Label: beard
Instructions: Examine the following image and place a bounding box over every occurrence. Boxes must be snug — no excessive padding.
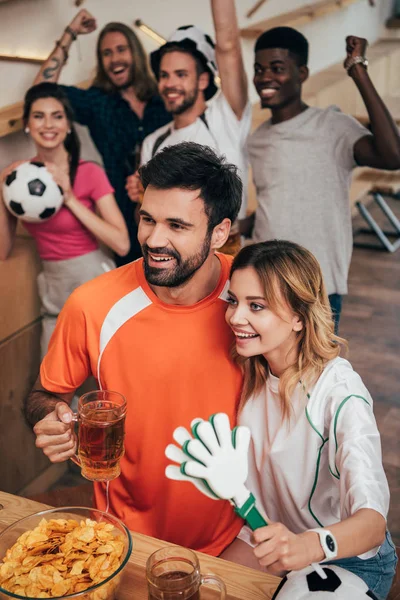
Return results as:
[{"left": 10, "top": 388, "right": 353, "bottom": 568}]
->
[
  {"left": 163, "top": 85, "right": 199, "bottom": 116},
  {"left": 142, "top": 232, "right": 212, "bottom": 288}
]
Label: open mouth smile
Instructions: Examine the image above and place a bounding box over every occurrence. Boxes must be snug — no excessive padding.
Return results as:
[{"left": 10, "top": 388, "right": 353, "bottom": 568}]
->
[
  {"left": 232, "top": 328, "right": 259, "bottom": 339},
  {"left": 40, "top": 132, "right": 58, "bottom": 140},
  {"left": 110, "top": 65, "right": 128, "bottom": 76},
  {"left": 259, "top": 87, "right": 279, "bottom": 99},
  {"left": 150, "top": 255, "right": 174, "bottom": 262}
]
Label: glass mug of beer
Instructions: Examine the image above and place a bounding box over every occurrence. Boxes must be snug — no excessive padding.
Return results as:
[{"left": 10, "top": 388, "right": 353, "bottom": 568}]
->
[
  {"left": 147, "top": 546, "right": 226, "bottom": 600},
  {"left": 70, "top": 390, "right": 127, "bottom": 482}
]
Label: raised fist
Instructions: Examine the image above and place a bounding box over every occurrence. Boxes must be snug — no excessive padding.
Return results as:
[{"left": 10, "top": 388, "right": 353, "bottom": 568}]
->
[
  {"left": 68, "top": 9, "right": 97, "bottom": 36},
  {"left": 344, "top": 35, "right": 368, "bottom": 71}
]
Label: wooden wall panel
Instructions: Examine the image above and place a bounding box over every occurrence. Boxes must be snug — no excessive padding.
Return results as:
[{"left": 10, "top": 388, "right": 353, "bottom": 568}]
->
[
  {"left": 355, "top": 55, "right": 388, "bottom": 116},
  {"left": 0, "top": 237, "right": 41, "bottom": 342},
  {"left": 315, "top": 77, "right": 358, "bottom": 115},
  {"left": 386, "top": 47, "right": 400, "bottom": 95},
  {"left": 0, "top": 320, "right": 50, "bottom": 493}
]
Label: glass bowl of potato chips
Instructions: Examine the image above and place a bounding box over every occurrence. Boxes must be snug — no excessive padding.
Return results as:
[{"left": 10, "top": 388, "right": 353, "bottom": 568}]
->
[{"left": 0, "top": 507, "right": 132, "bottom": 600}]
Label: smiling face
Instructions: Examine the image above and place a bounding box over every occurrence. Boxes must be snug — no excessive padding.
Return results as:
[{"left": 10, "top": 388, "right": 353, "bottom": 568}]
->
[
  {"left": 253, "top": 47, "right": 307, "bottom": 110},
  {"left": 225, "top": 267, "right": 302, "bottom": 369},
  {"left": 100, "top": 31, "right": 134, "bottom": 89},
  {"left": 138, "top": 185, "right": 217, "bottom": 288},
  {"left": 27, "top": 97, "right": 69, "bottom": 151},
  {"left": 158, "top": 51, "right": 208, "bottom": 115}
]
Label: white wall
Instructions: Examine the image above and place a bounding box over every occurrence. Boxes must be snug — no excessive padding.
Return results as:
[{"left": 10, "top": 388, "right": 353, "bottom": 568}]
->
[{"left": 0, "top": 0, "right": 394, "bottom": 169}]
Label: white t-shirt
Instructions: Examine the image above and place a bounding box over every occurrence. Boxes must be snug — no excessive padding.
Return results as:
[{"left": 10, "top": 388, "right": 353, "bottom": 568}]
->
[
  {"left": 141, "top": 93, "right": 252, "bottom": 219},
  {"left": 238, "top": 357, "right": 389, "bottom": 559},
  {"left": 248, "top": 106, "right": 370, "bottom": 295}
]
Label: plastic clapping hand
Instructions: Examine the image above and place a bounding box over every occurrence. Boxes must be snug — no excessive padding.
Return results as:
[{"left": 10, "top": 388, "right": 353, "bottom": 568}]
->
[
  {"left": 165, "top": 420, "right": 218, "bottom": 500},
  {"left": 165, "top": 413, "right": 268, "bottom": 530}
]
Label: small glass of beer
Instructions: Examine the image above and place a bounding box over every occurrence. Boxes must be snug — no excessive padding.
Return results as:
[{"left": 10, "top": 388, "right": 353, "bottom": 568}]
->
[
  {"left": 146, "top": 546, "right": 226, "bottom": 600},
  {"left": 71, "top": 390, "right": 127, "bottom": 482}
]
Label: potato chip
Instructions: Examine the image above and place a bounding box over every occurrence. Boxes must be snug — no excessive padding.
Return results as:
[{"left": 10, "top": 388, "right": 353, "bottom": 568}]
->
[
  {"left": 0, "top": 517, "right": 125, "bottom": 599},
  {"left": 26, "top": 532, "right": 49, "bottom": 547}
]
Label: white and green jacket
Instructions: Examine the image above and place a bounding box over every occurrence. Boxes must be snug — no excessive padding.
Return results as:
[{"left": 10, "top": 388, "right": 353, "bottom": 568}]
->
[{"left": 238, "top": 357, "right": 389, "bottom": 559}]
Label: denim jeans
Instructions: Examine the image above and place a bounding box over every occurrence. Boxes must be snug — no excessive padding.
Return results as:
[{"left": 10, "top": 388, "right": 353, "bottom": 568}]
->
[
  {"left": 328, "top": 293, "right": 342, "bottom": 334},
  {"left": 325, "top": 531, "right": 398, "bottom": 600}
]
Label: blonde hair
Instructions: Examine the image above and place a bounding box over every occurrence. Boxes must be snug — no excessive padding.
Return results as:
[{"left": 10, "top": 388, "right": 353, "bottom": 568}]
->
[
  {"left": 231, "top": 240, "right": 347, "bottom": 419},
  {"left": 93, "top": 23, "right": 157, "bottom": 101}
]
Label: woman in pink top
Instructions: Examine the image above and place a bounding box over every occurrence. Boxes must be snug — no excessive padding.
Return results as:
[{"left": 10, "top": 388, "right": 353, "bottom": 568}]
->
[{"left": 0, "top": 83, "right": 130, "bottom": 357}]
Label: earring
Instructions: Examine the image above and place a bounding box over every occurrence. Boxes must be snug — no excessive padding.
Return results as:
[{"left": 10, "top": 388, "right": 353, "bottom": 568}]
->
[
  {"left": 24, "top": 127, "right": 30, "bottom": 134},
  {"left": 67, "top": 129, "right": 71, "bottom": 134}
]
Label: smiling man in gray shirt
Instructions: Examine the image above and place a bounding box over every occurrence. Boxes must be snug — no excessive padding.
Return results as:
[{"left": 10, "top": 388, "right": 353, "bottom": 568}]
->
[{"left": 247, "top": 27, "right": 400, "bottom": 330}]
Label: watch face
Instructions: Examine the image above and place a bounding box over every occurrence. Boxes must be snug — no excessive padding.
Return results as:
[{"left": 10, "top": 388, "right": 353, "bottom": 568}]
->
[{"left": 326, "top": 535, "right": 336, "bottom": 552}]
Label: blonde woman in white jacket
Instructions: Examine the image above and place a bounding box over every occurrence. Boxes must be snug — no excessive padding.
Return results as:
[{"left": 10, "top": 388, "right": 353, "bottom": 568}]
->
[{"left": 221, "top": 240, "right": 397, "bottom": 600}]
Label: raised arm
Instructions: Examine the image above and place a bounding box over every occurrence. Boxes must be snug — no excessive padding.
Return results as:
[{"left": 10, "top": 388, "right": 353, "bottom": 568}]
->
[
  {"left": 34, "top": 9, "right": 96, "bottom": 85},
  {"left": 0, "top": 162, "right": 25, "bottom": 260},
  {"left": 346, "top": 36, "right": 400, "bottom": 170},
  {"left": 211, "top": 0, "right": 248, "bottom": 119}
]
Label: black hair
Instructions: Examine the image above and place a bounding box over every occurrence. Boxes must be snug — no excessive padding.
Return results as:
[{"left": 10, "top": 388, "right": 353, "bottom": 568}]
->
[
  {"left": 139, "top": 142, "right": 242, "bottom": 230},
  {"left": 255, "top": 26, "right": 309, "bottom": 66},
  {"left": 23, "top": 82, "right": 81, "bottom": 185}
]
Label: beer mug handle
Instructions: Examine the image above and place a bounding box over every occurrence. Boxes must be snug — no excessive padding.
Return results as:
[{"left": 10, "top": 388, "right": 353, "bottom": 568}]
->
[
  {"left": 200, "top": 574, "right": 226, "bottom": 599},
  {"left": 69, "top": 412, "right": 81, "bottom": 467}
]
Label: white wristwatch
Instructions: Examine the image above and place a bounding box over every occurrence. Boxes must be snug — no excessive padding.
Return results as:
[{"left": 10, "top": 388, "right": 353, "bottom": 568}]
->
[{"left": 309, "top": 528, "right": 338, "bottom": 562}]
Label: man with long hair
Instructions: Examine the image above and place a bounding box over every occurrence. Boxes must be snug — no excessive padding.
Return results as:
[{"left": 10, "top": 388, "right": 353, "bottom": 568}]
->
[
  {"left": 25, "top": 142, "right": 244, "bottom": 556},
  {"left": 34, "top": 9, "right": 171, "bottom": 265},
  {"left": 126, "top": 0, "right": 250, "bottom": 227}
]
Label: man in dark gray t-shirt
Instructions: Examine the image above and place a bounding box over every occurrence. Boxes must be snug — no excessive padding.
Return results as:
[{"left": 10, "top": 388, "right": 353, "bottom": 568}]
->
[{"left": 246, "top": 27, "right": 400, "bottom": 329}]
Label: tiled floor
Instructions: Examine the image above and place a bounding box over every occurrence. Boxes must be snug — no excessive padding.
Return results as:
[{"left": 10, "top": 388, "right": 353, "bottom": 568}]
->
[{"left": 28, "top": 201, "right": 400, "bottom": 546}]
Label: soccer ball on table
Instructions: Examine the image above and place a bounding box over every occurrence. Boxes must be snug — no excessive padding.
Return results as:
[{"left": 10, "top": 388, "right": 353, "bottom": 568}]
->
[
  {"left": 2, "top": 161, "right": 63, "bottom": 222},
  {"left": 272, "top": 564, "right": 378, "bottom": 599}
]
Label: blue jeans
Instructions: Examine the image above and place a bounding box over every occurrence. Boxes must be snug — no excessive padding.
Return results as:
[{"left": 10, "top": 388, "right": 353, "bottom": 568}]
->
[
  {"left": 325, "top": 531, "right": 398, "bottom": 600},
  {"left": 328, "top": 293, "right": 342, "bottom": 334}
]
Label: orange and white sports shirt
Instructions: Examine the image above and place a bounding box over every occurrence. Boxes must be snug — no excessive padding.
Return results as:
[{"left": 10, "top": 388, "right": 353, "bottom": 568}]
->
[{"left": 40, "top": 253, "right": 243, "bottom": 555}]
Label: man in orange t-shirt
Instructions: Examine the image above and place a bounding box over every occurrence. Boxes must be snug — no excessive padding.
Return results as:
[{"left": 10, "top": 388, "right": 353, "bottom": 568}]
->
[{"left": 25, "top": 142, "right": 244, "bottom": 556}]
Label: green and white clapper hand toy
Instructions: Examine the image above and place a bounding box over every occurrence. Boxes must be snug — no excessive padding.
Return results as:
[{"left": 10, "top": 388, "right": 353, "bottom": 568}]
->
[{"left": 165, "top": 412, "right": 268, "bottom": 530}]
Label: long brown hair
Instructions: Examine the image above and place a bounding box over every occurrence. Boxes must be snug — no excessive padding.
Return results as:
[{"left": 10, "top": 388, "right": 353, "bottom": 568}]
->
[
  {"left": 23, "top": 83, "right": 81, "bottom": 185},
  {"left": 231, "top": 240, "right": 347, "bottom": 419},
  {"left": 93, "top": 22, "right": 157, "bottom": 101}
]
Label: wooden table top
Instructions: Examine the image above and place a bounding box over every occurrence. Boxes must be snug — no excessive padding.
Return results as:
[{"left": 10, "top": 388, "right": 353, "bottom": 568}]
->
[{"left": 0, "top": 492, "right": 280, "bottom": 600}]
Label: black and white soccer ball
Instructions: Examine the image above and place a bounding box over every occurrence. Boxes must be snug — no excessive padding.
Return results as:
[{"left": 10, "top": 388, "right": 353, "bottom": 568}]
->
[
  {"left": 2, "top": 161, "right": 63, "bottom": 222},
  {"left": 272, "top": 564, "right": 378, "bottom": 599}
]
